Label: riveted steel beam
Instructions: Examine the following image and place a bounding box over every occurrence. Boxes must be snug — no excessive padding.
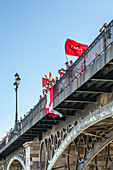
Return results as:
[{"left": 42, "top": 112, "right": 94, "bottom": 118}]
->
[
  {"left": 64, "top": 99, "right": 96, "bottom": 103},
  {"left": 56, "top": 107, "right": 84, "bottom": 111},
  {"left": 76, "top": 89, "right": 111, "bottom": 93},
  {"left": 82, "top": 132, "right": 106, "bottom": 139},
  {"left": 91, "top": 78, "right": 113, "bottom": 82}
]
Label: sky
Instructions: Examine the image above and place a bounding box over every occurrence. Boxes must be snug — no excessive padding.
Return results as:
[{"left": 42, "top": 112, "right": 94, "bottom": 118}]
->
[{"left": 0, "top": 0, "right": 113, "bottom": 139}]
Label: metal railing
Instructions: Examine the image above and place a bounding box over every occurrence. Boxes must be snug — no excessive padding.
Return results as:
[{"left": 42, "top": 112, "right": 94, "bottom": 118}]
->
[
  {"left": 21, "top": 97, "right": 46, "bottom": 128},
  {"left": 54, "top": 20, "right": 113, "bottom": 97},
  {"left": 0, "top": 20, "right": 113, "bottom": 150}
]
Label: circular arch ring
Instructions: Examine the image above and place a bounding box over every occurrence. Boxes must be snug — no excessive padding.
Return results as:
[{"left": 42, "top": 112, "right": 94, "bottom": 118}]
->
[
  {"left": 78, "top": 131, "right": 113, "bottom": 169},
  {"left": 47, "top": 102, "right": 113, "bottom": 170},
  {"left": 6, "top": 155, "right": 26, "bottom": 170}
]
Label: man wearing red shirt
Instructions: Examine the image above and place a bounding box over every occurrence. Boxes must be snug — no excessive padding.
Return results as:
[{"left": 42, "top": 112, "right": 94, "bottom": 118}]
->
[{"left": 58, "top": 69, "right": 64, "bottom": 77}]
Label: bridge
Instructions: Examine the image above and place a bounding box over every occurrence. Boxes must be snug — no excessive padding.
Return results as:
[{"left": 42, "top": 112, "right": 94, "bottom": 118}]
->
[{"left": 1, "top": 20, "right": 113, "bottom": 169}]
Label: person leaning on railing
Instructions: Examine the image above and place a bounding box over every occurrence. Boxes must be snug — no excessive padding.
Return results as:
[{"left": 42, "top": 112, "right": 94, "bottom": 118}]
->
[
  {"left": 69, "top": 60, "right": 74, "bottom": 67},
  {"left": 55, "top": 77, "right": 58, "bottom": 83},
  {"left": 58, "top": 69, "right": 64, "bottom": 78},
  {"left": 61, "top": 61, "right": 70, "bottom": 72},
  {"left": 39, "top": 95, "right": 42, "bottom": 101},
  {"left": 99, "top": 22, "right": 111, "bottom": 49},
  {"left": 99, "top": 23, "right": 108, "bottom": 33}
]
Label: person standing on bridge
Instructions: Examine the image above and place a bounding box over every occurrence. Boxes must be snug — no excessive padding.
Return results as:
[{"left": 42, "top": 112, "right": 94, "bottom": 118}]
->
[
  {"left": 58, "top": 69, "right": 64, "bottom": 77},
  {"left": 39, "top": 95, "right": 42, "bottom": 101},
  {"left": 55, "top": 77, "right": 58, "bottom": 83},
  {"left": 99, "top": 23, "right": 108, "bottom": 33},
  {"left": 61, "top": 61, "right": 70, "bottom": 72},
  {"left": 70, "top": 60, "right": 74, "bottom": 67},
  {"left": 99, "top": 22, "right": 111, "bottom": 50}
]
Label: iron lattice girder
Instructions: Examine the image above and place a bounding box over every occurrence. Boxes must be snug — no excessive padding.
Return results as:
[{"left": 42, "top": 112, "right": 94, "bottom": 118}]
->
[
  {"left": 82, "top": 132, "right": 106, "bottom": 139},
  {"left": 44, "top": 100, "right": 113, "bottom": 170}
]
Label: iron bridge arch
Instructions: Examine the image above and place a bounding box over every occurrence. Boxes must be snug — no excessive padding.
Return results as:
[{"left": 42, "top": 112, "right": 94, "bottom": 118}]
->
[{"left": 39, "top": 101, "right": 113, "bottom": 169}]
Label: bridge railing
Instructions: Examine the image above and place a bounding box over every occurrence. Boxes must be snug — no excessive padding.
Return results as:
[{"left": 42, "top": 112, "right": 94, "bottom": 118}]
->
[
  {"left": 54, "top": 20, "right": 113, "bottom": 97},
  {"left": 0, "top": 21, "right": 113, "bottom": 150},
  {"left": 21, "top": 97, "right": 46, "bottom": 128},
  {"left": 0, "top": 139, "right": 6, "bottom": 149}
]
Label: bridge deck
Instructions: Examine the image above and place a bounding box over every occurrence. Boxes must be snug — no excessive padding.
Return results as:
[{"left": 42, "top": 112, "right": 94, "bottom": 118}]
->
[{"left": 0, "top": 20, "right": 113, "bottom": 159}]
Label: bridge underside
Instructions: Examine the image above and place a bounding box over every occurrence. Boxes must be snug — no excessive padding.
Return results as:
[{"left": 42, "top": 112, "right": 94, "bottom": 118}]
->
[
  {"left": 55, "top": 59, "right": 113, "bottom": 117},
  {"left": 40, "top": 100, "right": 113, "bottom": 170},
  {"left": 53, "top": 118, "right": 113, "bottom": 170},
  {"left": 1, "top": 49, "right": 113, "bottom": 161}
]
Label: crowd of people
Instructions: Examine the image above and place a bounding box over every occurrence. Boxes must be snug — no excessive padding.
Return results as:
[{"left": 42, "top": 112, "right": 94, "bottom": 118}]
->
[
  {"left": 0, "top": 128, "right": 14, "bottom": 145},
  {"left": 40, "top": 60, "right": 74, "bottom": 99},
  {"left": 1, "top": 22, "right": 110, "bottom": 146},
  {"left": 1, "top": 60, "right": 73, "bottom": 145}
]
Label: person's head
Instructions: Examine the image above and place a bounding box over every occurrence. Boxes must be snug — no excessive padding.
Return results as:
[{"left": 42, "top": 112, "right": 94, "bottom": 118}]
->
[
  {"left": 103, "top": 23, "right": 108, "bottom": 27},
  {"left": 52, "top": 79, "right": 55, "bottom": 83},
  {"left": 70, "top": 60, "right": 73, "bottom": 65},
  {"left": 56, "top": 77, "right": 58, "bottom": 81},
  {"left": 49, "top": 81, "right": 52, "bottom": 85},
  {"left": 65, "top": 62, "right": 69, "bottom": 66},
  {"left": 40, "top": 95, "right": 42, "bottom": 99},
  {"left": 58, "top": 69, "right": 61, "bottom": 74}
]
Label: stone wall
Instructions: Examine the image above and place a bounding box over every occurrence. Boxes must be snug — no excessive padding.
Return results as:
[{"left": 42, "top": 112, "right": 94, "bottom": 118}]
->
[{"left": 24, "top": 141, "right": 40, "bottom": 170}]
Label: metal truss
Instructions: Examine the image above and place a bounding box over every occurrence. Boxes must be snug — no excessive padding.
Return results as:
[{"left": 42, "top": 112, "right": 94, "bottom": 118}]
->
[
  {"left": 39, "top": 101, "right": 113, "bottom": 170},
  {"left": 5, "top": 148, "right": 26, "bottom": 170}
]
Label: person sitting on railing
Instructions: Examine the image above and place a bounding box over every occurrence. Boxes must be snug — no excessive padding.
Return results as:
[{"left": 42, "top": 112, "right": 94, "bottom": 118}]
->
[
  {"left": 58, "top": 69, "right": 64, "bottom": 78},
  {"left": 61, "top": 61, "right": 70, "bottom": 72}
]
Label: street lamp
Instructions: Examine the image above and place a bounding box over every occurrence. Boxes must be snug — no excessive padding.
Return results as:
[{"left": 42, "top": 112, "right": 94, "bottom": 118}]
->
[{"left": 13, "top": 73, "right": 21, "bottom": 131}]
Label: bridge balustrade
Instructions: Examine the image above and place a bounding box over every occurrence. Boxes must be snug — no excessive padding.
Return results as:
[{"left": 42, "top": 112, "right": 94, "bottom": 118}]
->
[
  {"left": 0, "top": 140, "right": 6, "bottom": 150},
  {"left": 54, "top": 20, "right": 113, "bottom": 97},
  {"left": 0, "top": 20, "right": 113, "bottom": 150},
  {"left": 21, "top": 97, "right": 46, "bottom": 128}
]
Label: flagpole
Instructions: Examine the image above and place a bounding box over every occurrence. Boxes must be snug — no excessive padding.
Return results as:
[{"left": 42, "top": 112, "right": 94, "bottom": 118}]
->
[{"left": 66, "top": 54, "right": 68, "bottom": 62}]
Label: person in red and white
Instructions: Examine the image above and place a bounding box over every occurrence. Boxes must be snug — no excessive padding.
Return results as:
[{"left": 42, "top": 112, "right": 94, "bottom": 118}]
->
[{"left": 58, "top": 69, "right": 64, "bottom": 78}]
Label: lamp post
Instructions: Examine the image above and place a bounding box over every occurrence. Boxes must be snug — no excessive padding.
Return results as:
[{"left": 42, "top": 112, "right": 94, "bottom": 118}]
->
[{"left": 13, "top": 73, "right": 21, "bottom": 131}]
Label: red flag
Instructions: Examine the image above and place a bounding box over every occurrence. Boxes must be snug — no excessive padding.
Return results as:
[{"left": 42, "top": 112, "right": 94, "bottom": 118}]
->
[
  {"left": 45, "top": 87, "right": 62, "bottom": 118},
  {"left": 45, "top": 75, "right": 48, "bottom": 78},
  {"left": 65, "top": 38, "right": 88, "bottom": 57},
  {"left": 42, "top": 78, "right": 47, "bottom": 88}
]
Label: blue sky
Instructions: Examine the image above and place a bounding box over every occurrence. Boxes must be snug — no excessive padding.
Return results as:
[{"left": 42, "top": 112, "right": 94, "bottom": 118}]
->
[{"left": 0, "top": 0, "right": 112, "bottom": 139}]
